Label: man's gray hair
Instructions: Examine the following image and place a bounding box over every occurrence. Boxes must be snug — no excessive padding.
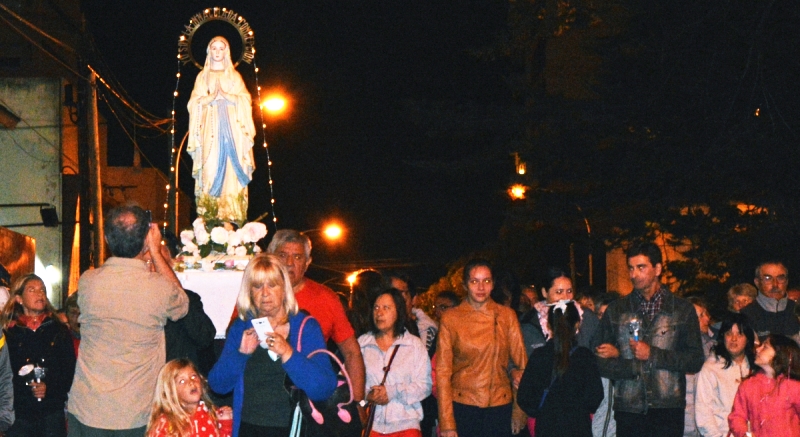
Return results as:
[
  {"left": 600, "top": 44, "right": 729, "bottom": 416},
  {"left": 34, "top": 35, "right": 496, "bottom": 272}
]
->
[
  {"left": 267, "top": 229, "right": 312, "bottom": 258},
  {"left": 754, "top": 260, "right": 789, "bottom": 278}
]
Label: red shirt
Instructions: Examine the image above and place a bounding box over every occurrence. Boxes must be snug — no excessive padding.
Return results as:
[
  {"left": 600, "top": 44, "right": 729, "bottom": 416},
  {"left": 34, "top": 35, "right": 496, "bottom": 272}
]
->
[
  {"left": 295, "top": 278, "right": 355, "bottom": 344},
  {"left": 149, "top": 402, "right": 232, "bottom": 437}
]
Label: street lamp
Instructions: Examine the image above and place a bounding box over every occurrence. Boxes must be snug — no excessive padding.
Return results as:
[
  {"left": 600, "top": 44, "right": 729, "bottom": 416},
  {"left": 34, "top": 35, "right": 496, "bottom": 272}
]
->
[
  {"left": 262, "top": 95, "right": 286, "bottom": 114},
  {"left": 508, "top": 184, "right": 528, "bottom": 200},
  {"left": 260, "top": 91, "right": 289, "bottom": 118},
  {"left": 301, "top": 223, "right": 344, "bottom": 242},
  {"left": 346, "top": 271, "right": 359, "bottom": 287}
]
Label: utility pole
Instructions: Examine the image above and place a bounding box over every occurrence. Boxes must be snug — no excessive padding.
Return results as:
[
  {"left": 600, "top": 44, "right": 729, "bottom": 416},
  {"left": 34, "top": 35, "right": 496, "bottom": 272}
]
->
[
  {"left": 88, "top": 70, "right": 104, "bottom": 265},
  {"left": 77, "top": 17, "right": 92, "bottom": 272}
]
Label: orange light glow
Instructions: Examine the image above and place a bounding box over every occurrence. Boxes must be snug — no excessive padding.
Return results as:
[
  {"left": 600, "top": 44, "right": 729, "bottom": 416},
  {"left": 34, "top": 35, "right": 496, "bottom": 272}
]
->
[
  {"left": 509, "top": 184, "right": 527, "bottom": 200},
  {"left": 261, "top": 94, "right": 287, "bottom": 115}
]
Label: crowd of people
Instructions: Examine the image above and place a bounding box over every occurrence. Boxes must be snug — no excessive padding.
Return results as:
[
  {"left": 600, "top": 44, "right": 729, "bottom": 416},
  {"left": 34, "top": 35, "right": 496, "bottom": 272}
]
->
[{"left": 1, "top": 206, "right": 800, "bottom": 437}]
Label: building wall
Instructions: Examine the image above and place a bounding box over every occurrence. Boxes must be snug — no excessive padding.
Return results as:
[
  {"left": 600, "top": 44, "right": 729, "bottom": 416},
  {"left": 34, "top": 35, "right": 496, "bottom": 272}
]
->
[
  {"left": 0, "top": 0, "right": 81, "bottom": 80},
  {"left": 0, "top": 77, "right": 63, "bottom": 305}
]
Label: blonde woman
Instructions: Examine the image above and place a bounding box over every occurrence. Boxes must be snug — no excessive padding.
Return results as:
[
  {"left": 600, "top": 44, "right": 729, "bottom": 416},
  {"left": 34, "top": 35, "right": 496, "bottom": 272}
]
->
[{"left": 208, "top": 254, "right": 336, "bottom": 437}]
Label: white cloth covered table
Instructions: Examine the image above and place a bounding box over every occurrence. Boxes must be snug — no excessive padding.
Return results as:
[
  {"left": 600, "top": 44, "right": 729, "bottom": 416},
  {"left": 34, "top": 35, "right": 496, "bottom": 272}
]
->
[{"left": 177, "top": 269, "right": 243, "bottom": 338}]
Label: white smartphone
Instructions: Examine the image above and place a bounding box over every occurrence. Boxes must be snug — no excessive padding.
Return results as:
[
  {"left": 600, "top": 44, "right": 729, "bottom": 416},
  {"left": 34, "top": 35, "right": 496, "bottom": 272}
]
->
[{"left": 251, "top": 317, "right": 279, "bottom": 361}]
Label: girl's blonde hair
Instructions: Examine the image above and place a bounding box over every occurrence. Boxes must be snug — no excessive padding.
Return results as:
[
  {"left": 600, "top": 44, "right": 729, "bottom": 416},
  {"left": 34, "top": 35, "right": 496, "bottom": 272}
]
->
[
  {"left": 236, "top": 253, "right": 298, "bottom": 320},
  {"left": 146, "top": 359, "right": 219, "bottom": 437}
]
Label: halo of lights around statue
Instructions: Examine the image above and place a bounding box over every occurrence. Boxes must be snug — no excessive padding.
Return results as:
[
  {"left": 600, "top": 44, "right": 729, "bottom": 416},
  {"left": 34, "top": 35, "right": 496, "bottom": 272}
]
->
[
  {"left": 178, "top": 7, "right": 255, "bottom": 69},
  {"left": 165, "top": 6, "right": 278, "bottom": 240}
]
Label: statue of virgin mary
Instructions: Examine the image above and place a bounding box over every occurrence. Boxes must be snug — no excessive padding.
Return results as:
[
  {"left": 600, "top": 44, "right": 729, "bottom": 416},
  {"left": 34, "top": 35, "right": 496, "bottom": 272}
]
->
[{"left": 187, "top": 36, "right": 255, "bottom": 223}]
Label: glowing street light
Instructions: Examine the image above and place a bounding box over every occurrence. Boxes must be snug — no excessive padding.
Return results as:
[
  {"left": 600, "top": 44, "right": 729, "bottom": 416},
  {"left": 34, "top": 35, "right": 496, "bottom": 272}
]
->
[
  {"left": 261, "top": 93, "right": 288, "bottom": 116},
  {"left": 347, "top": 271, "right": 359, "bottom": 287},
  {"left": 508, "top": 184, "right": 528, "bottom": 200},
  {"left": 301, "top": 223, "right": 344, "bottom": 242},
  {"left": 323, "top": 224, "right": 343, "bottom": 239}
]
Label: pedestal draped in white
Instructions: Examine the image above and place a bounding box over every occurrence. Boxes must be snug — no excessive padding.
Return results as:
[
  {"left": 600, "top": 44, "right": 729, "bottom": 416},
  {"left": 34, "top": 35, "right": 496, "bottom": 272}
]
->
[{"left": 177, "top": 269, "right": 243, "bottom": 338}]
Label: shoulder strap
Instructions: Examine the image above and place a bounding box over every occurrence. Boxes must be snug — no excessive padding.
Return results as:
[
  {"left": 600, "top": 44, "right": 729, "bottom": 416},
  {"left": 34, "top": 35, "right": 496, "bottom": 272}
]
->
[
  {"left": 379, "top": 345, "right": 401, "bottom": 386},
  {"left": 294, "top": 313, "right": 355, "bottom": 404},
  {"left": 294, "top": 315, "right": 313, "bottom": 353},
  {"left": 307, "top": 348, "right": 354, "bottom": 403}
]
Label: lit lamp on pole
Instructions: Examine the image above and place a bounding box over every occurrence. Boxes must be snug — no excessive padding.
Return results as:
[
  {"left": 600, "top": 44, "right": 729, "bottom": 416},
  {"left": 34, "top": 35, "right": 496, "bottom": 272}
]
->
[
  {"left": 260, "top": 92, "right": 289, "bottom": 118},
  {"left": 508, "top": 183, "right": 528, "bottom": 200},
  {"left": 346, "top": 271, "right": 359, "bottom": 287},
  {"left": 300, "top": 223, "right": 344, "bottom": 242}
]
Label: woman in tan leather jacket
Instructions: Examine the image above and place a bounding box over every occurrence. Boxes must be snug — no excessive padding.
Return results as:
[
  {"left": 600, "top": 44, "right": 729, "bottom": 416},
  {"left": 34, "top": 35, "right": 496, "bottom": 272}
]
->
[{"left": 436, "top": 259, "right": 528, "bottom": 437}]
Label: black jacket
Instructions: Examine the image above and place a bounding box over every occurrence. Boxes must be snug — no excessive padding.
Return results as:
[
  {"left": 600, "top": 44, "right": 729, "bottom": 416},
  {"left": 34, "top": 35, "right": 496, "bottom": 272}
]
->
[
  {"left": 165, "top": 289, "right": 216, "bottom": 373},
  {"left": 517, "top": 341, "right": 603, "bottom": 437},
  {"left": 5, "top": 316, "right": 76, "bottom": 417}
]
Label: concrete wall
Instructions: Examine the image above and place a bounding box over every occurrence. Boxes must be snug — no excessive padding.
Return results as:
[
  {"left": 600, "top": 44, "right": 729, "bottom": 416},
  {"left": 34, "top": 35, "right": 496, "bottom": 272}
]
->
[{"left": 0, "top": 77, "right": 63, "bottom": 305}]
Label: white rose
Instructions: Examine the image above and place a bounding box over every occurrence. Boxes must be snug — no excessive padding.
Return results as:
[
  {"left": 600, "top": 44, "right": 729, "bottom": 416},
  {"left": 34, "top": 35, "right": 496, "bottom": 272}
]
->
[
  {"left": 192, "top": 217, "right": 205, "bottom": 232},
  {"left": 228, "top": 230, "right": 242, "bottom": 247},
  {"left": 240, "top": 226, "right": 253, "bottom": 243},
  {"left": 180, "top": 230, "right": 195, "bottom": 246},
  {"left": 182, "top": 242, "right": 198, "bottom": 254},
  {"left": 210, "top": 227, "right": 229, "bottom": 245},
  {"left": 195, "top": 228, "right": 210, "bottom": 245},
  {"left": 234, "top": 245, "right": 248, "bottom": 257},
  {"left": 241, "top": 222, "right": 268, "bottom": 243}
]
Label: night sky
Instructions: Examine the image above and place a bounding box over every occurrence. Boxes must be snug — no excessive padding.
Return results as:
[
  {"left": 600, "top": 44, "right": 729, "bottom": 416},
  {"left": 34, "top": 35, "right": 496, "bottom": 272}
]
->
[
  {"left": 83, "top": 1, "right": 515, "bottom": 286},
  {"left": 81, "top": 1, "right": 800, "bottom": 292}
]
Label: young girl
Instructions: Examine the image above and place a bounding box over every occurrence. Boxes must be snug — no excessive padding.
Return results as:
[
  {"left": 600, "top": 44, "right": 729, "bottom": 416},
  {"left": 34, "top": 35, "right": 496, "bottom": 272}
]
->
[
  {"left": 147, "top": 359, "right": 233, "bottom": 437},
  {"left": 728, "top": 334, "right": 800, "bottom": 437}
]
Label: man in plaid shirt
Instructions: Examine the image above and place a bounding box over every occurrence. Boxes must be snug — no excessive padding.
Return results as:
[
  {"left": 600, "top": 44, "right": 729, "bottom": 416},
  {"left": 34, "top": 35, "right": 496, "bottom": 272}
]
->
[{"left": 595, "top": 242, "right": 705, "bottom": 437}]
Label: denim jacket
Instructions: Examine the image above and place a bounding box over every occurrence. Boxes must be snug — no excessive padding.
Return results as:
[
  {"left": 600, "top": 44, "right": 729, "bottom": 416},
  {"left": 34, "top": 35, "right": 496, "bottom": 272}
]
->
[{"left": 597, "top": 287, "right": 705, "bottom": 413}]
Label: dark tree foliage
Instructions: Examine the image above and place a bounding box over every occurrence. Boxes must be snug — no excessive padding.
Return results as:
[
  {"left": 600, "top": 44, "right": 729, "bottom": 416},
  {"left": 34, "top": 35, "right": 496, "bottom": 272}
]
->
[{"left": 427, "top": 0, "right": 800, "bottom": 289}]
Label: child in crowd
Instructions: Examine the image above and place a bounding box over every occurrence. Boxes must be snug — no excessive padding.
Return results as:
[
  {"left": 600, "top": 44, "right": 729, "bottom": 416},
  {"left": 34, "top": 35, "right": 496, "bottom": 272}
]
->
[
  {"left": 728, "top": 334, "right": 800, "bottom": 437},
  {"left": 146, "top": 359, "right": 232, "bottom": 437}
]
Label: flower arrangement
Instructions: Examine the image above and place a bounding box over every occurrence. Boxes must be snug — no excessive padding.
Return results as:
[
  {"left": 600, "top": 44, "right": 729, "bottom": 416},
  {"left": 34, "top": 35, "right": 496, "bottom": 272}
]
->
[{"left": 180, "top": 217, "right": 267, "bottom": 262}]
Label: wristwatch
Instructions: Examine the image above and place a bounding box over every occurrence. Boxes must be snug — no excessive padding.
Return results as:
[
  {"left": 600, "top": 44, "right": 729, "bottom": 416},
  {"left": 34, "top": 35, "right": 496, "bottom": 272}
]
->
[{"left": 358, "top": 400, "right": 368, "bottom": 407}]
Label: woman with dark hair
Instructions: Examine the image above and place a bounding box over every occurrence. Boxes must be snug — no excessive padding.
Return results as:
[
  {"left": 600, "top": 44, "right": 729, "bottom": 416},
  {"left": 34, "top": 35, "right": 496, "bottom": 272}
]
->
[
  {"left": 695, "top": 314, "right": 755, "bottom": 437},
  {"left": 517, "top": 301, "right": 603, "bottom": 437},
  {"left": 531, "top": 267, "right": 601, "bottom": 351},
  {"left": 358, "top": 288, "right": 431, "bottom": 436},
  {"left": 437, "top": 259, "right": 528, "bottom": 437},
  {"left": 728, "top": 334, "right": 800, "bottom": 437},
  {"left": 348, "top": 269, "right": 387, "bottom": 338},
  {"left": 1, "top": 274, "right": 76, "bottom": 437}
]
